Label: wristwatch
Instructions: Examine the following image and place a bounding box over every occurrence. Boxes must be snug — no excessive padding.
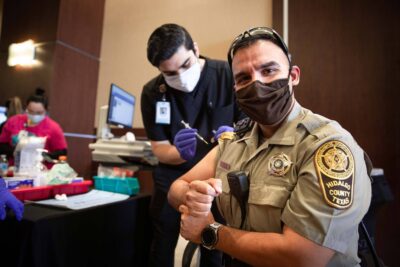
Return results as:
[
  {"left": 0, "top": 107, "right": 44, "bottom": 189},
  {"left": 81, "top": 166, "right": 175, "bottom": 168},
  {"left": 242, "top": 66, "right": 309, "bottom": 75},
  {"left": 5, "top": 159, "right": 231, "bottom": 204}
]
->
[{"left": 201, "top": 222, "right": 222, "bottom": 250}]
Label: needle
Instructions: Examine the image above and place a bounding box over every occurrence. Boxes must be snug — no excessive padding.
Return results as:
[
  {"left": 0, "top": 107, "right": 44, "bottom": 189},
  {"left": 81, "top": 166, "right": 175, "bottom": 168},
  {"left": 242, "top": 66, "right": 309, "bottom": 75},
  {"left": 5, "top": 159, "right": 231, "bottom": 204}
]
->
[{"left": 180, "top": 120, "right": 209, "bottom": 145}]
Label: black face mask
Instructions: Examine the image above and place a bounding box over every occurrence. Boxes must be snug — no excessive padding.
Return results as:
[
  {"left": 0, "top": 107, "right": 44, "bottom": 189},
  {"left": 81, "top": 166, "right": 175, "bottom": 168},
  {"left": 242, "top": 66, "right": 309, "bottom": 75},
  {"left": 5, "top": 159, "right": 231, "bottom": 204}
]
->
[{"left": 235, "top": 79, "right": 293, "bottom": 126}]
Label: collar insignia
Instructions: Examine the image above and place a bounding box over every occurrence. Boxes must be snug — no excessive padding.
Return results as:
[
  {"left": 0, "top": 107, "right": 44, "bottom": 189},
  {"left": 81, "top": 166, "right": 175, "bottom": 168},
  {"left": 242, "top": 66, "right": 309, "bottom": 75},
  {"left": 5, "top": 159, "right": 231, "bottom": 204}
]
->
[
  {"left": 268, "top": 153, "right": 292, "bottom": 177},
  {"left": 219, "top": 131, "right": 235, "bottom": 141}
]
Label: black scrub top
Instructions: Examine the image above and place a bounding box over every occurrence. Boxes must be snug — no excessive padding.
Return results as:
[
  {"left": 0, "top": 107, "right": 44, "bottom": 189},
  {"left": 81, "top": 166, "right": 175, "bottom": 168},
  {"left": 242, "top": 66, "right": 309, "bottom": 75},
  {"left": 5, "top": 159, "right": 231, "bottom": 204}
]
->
[{"left": 141, "top": 58, "right": 244, "bottom": 192}]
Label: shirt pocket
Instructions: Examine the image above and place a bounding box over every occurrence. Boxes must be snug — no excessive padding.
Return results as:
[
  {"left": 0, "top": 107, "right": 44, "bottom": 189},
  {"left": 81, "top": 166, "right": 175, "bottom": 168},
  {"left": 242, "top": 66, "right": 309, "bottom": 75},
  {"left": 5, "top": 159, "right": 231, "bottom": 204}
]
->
[
  {"left": 246, "top": 178, "right": 294, "bottom": 232},
  {"left": 248, "top": 182, "right": 293, "bottom": 208}
]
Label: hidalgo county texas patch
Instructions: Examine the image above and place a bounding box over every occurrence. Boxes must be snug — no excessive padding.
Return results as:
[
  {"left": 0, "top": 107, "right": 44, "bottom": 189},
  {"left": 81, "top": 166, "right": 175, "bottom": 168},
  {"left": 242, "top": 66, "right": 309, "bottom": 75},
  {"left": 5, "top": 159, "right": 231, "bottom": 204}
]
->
[
  {"left": 268, "top": 153, "right": 292, "bottom": 177},
  {"left": 314, "top": 140, "right": 354, "bottom": 209}
]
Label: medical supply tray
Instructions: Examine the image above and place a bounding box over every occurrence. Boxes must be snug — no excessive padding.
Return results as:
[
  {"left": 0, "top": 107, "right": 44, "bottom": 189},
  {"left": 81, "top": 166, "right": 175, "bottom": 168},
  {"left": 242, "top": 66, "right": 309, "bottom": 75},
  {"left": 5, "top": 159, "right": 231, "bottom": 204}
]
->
[
  {"left": 11, "top": 180, "right": 93, "bottom": 201},
  {"left": 93, "top": 176, "right": 139, "bottom": 195}
]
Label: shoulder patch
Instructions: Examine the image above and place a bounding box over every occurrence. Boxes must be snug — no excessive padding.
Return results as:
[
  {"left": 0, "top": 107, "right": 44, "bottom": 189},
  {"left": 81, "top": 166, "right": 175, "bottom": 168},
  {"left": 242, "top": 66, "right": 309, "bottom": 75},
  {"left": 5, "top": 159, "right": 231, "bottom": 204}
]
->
[{"left": 314, "top": 140, "right": 354, "bottom": 209}]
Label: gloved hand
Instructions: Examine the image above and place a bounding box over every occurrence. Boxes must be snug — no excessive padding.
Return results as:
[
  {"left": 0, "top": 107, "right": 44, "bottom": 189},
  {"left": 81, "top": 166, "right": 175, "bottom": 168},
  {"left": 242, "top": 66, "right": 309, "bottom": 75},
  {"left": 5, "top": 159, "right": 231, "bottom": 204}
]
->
[
  {"left": 12, "top": 130, "right": 29, "bottom": 146},
  {"left": 214, "top": 125, "right": 234, "bottom": 140},
  {"left": 0, "top": 178, "right": 24, "bottom": 221},
  {"left": 174, "top": 128, "right": 198, "bottom": 161}
]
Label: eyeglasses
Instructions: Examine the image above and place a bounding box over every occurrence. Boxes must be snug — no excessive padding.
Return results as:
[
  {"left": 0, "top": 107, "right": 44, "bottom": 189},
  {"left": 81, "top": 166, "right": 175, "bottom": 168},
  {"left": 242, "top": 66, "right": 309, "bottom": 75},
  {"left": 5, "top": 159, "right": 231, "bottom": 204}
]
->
[{"left": 227, "top": 27, "right": 291, "bottom": 67}]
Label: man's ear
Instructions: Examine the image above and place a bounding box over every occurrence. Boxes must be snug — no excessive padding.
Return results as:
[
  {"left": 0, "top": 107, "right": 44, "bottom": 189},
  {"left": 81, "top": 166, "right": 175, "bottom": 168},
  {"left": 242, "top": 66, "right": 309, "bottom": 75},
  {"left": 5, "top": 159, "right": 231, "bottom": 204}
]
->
[
  {"left": 290, "top": 65, "right": 300, "bottom": 86},
  {"left": 193, "top": 42, "right": 200, "bottom": 57}
]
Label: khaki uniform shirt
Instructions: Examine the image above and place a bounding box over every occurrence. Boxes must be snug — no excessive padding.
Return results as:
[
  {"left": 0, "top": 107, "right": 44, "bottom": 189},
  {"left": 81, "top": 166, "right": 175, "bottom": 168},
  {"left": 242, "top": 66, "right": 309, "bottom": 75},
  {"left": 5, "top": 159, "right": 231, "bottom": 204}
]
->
[{"left": 215, "top": 103, "right": 372, "bottom": 266}]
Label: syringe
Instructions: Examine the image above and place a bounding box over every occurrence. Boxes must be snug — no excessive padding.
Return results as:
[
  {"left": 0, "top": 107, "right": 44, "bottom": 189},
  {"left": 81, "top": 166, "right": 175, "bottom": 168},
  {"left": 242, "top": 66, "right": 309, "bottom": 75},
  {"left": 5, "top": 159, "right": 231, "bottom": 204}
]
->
[{"left": 180, "top": 120, "right": 209, "bottom": 145}]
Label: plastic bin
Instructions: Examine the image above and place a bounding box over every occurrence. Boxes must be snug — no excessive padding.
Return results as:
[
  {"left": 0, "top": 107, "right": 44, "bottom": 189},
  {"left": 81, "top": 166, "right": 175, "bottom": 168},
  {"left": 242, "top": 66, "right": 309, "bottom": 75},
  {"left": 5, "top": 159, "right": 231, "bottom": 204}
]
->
[
  {"left": 93, "top": 176, "right": 140, "bottom": 195},
  {"left": 11, "top": 185, "right": 52, "bottom": 201},
  {"left": 11, "top": 180, "right": 93, "bottom": 201},
  {"left": 52, "top": 180, "right": 93, "bottom": 196}
]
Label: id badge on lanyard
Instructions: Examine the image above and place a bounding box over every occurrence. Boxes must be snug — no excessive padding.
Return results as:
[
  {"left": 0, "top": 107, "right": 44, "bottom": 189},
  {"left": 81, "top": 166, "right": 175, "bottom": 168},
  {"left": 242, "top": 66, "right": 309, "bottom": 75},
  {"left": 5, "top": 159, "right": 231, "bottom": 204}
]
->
[{"left": 156, "top": 101, "right": 171, "bottom": 125}]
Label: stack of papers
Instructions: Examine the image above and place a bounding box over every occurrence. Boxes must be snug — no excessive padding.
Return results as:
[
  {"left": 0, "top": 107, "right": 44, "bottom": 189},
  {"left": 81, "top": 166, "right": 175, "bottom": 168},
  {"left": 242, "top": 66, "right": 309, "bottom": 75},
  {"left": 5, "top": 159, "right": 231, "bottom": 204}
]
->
[{"left": 34, "top": 190, "right": 129, "bottom": 210}]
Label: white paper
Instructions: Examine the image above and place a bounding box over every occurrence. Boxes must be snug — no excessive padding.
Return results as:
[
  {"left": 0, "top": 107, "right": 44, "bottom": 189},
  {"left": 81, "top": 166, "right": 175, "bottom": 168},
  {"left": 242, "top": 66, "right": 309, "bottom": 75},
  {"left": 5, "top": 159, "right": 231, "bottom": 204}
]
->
[{"left": 33, "top": 190, "right": 129, "bottom": 210}]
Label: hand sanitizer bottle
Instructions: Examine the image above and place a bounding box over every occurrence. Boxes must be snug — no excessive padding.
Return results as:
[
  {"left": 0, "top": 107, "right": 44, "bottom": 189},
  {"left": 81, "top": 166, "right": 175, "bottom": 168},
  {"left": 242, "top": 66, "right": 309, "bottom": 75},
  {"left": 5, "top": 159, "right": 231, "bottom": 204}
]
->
[
  {"left": 32, "top": 149, "right": 48, "bottom": 186},
  {"left": 0, "top": 154, "right": 8, "bottom": 177}
]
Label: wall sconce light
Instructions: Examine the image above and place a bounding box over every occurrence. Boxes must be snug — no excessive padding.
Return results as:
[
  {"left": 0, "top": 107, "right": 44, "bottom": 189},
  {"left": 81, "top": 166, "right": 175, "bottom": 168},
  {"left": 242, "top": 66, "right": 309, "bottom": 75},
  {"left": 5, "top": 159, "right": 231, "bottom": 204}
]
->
[{"left": 7, "top": 40, "right": 37, "bottom": 67}]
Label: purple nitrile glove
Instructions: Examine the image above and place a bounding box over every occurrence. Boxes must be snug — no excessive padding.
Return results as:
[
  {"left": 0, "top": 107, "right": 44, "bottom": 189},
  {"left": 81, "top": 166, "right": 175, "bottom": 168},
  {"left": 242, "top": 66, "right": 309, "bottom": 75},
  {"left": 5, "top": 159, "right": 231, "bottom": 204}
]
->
[
  {"left": 0, "top": 178, "right": 24, "bottom": 221},
  {"left": 214, "top": 125, "right": 234, "bottom": 140},
  {"left": 173, "top": 128, "right": 198, "bottom": 161}
]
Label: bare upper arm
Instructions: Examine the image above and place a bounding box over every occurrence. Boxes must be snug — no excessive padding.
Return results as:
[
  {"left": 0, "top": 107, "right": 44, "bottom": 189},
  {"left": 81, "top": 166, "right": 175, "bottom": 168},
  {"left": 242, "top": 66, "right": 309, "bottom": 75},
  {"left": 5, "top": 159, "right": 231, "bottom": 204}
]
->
[
  {"left": 179, "top": 146, "right": 218, "bottom": 183},
  {"left": 282, "top": 225, "right": 334, "bottom": 266},
  {"left": 167, "top": 146, "right": 218, "bottom": 210}
]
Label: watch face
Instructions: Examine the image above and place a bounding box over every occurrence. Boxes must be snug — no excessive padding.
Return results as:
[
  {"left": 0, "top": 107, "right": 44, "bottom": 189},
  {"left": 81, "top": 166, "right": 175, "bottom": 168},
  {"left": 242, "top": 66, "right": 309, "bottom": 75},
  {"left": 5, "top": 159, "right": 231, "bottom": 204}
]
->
[{"left": 201, "top": 227, "right": 216, "bottom": 246}]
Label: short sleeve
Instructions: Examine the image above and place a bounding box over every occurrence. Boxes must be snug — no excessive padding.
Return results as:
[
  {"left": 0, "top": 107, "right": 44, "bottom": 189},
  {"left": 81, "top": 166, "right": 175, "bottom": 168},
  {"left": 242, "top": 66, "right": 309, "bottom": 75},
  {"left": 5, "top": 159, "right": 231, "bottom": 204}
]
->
[
  {"left": 281, "top": 137, "right": 372, "bottom": 253},
  {"left": 48, "top": 121, "right": 67, "bottom": 151},
  {"left": 140, "top": 82, "right": 170, "bottom": 141},
  {"left": 0, "top": 120, "right": 12, "bottom": 143}
]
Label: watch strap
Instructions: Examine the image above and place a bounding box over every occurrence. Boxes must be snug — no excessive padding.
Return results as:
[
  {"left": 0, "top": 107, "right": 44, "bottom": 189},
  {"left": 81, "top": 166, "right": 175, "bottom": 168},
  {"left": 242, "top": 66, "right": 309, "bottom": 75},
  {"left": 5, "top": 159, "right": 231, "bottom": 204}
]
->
[{"left": 201, "top": 222, "right": 222, "bottom": 250}]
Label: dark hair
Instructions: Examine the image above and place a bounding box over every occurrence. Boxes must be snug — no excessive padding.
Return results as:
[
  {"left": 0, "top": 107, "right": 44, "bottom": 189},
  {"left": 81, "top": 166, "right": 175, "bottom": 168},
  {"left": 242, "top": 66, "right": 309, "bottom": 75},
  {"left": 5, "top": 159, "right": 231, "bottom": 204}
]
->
[
  {"left": 147, "top": 23, "right": 195, "bottom": 67},
  {"left": 228, "top": 27, "right": 291, "bottom": 67},
  {"left": 27, "top": 87, "right": 48, "bottom": 109}
]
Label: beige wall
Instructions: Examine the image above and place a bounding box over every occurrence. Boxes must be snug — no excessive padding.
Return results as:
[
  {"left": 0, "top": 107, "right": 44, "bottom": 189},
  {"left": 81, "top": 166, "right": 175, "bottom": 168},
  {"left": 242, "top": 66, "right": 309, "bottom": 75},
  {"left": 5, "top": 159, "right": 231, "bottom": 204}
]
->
[{"left": 96, "top": 0, "right": 272, "bottom": 129}]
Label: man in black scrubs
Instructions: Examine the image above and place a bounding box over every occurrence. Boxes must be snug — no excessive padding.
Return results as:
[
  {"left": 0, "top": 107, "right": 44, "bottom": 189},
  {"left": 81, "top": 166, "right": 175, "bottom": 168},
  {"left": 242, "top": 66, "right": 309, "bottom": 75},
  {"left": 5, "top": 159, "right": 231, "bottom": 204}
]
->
[{"left": 141, "top": 23, "right": 243, "bottom": 267}]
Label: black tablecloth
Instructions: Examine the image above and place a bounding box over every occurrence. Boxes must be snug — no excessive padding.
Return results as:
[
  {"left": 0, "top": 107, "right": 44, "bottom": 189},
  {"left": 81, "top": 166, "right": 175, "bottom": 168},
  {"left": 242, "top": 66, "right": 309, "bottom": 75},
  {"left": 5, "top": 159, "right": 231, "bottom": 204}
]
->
[{"left": 0, "top": 193, "right": 152, "bottom": 267}]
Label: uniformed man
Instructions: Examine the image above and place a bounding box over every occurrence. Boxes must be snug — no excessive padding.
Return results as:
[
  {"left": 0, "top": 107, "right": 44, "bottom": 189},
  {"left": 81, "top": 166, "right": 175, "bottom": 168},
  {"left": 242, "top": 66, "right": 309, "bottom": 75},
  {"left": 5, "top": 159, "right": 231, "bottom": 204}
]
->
[
  {"left": 168, "top": 27, "right": 372, "bottom": 266},
  {"left": 141, "top": 24, "right": 244, "bottom": 267}
]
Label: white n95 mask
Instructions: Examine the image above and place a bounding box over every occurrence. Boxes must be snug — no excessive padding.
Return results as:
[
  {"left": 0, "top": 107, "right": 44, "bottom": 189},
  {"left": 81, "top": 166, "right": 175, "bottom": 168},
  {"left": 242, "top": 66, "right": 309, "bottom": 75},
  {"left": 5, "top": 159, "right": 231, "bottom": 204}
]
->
[{"left": 163, "top": 61, "right": 201, "bottom": 93}]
